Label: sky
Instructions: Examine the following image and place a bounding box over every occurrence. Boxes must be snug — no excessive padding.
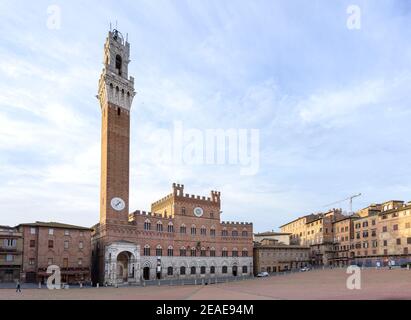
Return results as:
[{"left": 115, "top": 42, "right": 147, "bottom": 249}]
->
[{"left": 1, "top": 0, "right": 411, "bottom": 232}]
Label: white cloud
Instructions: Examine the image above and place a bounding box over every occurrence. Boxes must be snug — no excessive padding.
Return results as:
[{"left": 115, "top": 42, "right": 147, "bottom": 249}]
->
[
  {"left": 297, "top": 73, "right": 411, "bottom": 127},
  {"left": 1, "top": 1, "right": 411, "bottom": 233},
  {"left": 298, "top": 80, "right": 384, "bottom": 125}
]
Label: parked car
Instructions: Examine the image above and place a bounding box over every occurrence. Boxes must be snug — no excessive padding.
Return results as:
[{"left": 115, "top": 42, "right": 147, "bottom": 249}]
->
[
  {"left": 256, "top": 272, "right": 269, "bottom": 277},
  {"left": 300, "top": 267, "right": 311, "bottom": 272}
]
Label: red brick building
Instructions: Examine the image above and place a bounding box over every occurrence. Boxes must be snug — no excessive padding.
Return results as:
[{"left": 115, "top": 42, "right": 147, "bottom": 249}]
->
[{"left": 19, "top": 222, "right": 92, "bottom": 284}]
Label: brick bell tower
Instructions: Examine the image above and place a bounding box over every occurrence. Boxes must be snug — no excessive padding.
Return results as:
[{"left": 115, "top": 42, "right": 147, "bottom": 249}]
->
[{"left": 98, "top": 29, "right": 135, "bottom": 225}]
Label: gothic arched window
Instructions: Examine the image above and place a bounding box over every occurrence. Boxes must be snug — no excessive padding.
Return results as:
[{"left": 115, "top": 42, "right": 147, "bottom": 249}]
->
[
  {"left": 180, "top": 224, "right": 186, "bottom": 234},
  {"left": 167, "top": 246, "right": 174, "bottom": 257},
  {"left": 200, "top": 226, "right": 207, "bottom": 236},
  {"left": 144, "top": 220, "right": 151, "bottom": 231},
  {"left": 232, "top": 248, "right": 238, "bottom": 257},
  {"left": 156, "top": 221, "right": 163, "bottom": 232},
  {"left": 180, "top": 247, "right": 186, "bottom": 256},
  {"left": 167, "top": 222, "right": 174, "bottom": 233},
  {"left": 167, "top": 266, "right": 173, "bottom": 276},
  {"left": 242, "top": 249, "right": 248, "bottom": 257},
  {"left": 115, "top": 54, "right": 122, "bottom": 76},
  {"left": 143, "top": 245, "right": 150, "bottom": 256},
  {"left": 222, "top": 248, "right": 228, "bottom": 257},
  {"left": 180, "top": 266, "right": 186, "bottom": 275},
  {"left": 156, "top": 245, "right": 162, "bottom": 257}
]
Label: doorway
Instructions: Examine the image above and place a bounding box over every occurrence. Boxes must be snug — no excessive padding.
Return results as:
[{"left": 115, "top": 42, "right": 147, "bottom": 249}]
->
[{"left": 143, "top": 267, "right": 150, "bottom": 280}]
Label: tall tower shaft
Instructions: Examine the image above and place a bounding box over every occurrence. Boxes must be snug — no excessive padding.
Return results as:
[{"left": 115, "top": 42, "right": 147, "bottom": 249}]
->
[{"left": 98, "top": 30, "right": 135, "bottom": 225}]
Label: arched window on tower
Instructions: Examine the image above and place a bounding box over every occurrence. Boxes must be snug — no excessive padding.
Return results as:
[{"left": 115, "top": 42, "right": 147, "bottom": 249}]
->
[{"left": 115, "top": 54, "right": 122, "bottom": 76}]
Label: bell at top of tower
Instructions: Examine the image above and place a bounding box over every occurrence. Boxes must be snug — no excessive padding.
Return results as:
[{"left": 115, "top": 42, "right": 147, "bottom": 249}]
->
[{"left": 112, "top": 29, "right": 124, "bottom": 44}]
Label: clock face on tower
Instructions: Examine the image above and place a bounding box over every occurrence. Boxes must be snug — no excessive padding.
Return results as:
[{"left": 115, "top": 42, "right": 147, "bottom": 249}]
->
[
  {"left": 111, "top": 197, "right": 126, "bottom": 212},
  {"left": 194, "top": 207, "right": 204, "bottom": 217}
]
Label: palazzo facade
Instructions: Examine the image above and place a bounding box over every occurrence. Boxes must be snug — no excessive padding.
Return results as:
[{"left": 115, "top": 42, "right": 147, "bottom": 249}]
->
[{"left": 91, "top": 30, "right": 253, "bottom": 286}]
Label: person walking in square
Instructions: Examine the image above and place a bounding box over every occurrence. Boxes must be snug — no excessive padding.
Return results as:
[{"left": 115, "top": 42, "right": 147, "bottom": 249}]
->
[{"left": 16, "top": 280, "right": 21, "bottom": 293}]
